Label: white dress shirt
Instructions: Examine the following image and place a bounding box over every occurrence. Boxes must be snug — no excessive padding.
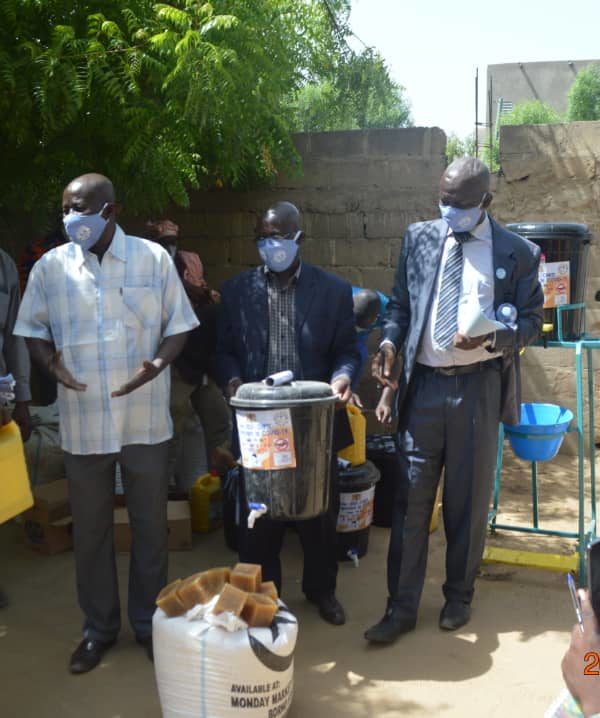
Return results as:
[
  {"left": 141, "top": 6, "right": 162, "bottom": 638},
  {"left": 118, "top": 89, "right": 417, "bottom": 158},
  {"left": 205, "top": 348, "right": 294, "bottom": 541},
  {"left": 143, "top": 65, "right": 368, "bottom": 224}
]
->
[
  {"left": 14, "top": 226, "right": 199, "bottom": 454},
  {"left": 417, "top": 214, "right": 502, "bottom": 367}
]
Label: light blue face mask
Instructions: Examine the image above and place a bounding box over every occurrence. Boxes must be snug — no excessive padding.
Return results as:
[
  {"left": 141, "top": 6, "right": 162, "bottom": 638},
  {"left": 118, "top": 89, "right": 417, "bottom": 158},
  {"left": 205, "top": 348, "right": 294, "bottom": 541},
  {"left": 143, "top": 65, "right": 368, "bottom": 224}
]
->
[
  {"left": 256, "top": 232, "right": 301, "bottom": 273},
  {"left": 439, "top": 199, "right": 485, "bottom": 233},
  {"left": 63, "top": 203, "right": 109, "bottom": 251}
]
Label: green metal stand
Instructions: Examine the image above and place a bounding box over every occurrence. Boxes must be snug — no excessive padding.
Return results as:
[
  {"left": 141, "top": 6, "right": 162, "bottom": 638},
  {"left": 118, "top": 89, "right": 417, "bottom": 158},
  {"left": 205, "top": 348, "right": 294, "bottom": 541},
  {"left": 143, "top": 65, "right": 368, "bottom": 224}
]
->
[{"left": 488, "top": 303, "right": 598, "bottom": 583}]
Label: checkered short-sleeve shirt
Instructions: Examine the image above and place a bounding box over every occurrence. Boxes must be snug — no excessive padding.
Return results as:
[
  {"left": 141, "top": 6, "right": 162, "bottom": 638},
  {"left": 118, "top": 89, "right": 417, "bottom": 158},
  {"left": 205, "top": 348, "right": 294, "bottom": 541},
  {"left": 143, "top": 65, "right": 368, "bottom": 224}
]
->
[
  {"left": 14, "top": 226, "right": 199, "bottom": 454},
  {"left": 265, "top": 267, "right": 302, "bottom": 379}
]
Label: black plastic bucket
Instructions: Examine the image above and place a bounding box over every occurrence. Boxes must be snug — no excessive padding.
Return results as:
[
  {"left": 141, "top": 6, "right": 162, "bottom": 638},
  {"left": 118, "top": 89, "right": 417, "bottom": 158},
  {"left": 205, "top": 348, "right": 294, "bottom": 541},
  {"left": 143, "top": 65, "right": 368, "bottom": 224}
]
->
[
  {"left": 336, "top": 460, "right": 381, "bottom": 561},
  {"left": 366, "top": 434, "right": 400, "bottom": 528},
  {"left": 507, "top": 222, "right": 593, "bottom": 340},
  {"left": 230, "top": 381, "right": 337, "bottom": 520}
]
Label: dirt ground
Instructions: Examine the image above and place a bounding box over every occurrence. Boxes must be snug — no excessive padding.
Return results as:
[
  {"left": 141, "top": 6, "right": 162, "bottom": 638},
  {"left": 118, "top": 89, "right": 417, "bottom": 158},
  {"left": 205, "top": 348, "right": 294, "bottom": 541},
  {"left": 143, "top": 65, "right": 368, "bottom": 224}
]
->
[{"left": 0, "top": 450, "right": 590, "bottom": 718}]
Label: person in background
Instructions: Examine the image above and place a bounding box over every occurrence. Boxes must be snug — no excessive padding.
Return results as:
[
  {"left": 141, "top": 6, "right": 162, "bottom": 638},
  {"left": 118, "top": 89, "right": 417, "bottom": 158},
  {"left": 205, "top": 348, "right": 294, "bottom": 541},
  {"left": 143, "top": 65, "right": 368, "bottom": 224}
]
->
[
  {"left": 0, "top": 246, "right": 32, "bottom": 608},
  {"left": 17, "top": 227, "right": 66, "bottom": 295},
  {"left": 352, "top": 287, "right": 389, "bottom": 391},
  {"left": 561, "top": 589, "right": 600, "bottom": 717},
  {"left": 15, "top": 174, "right": 198, "bottom": 673},
  {"left": 145, "top": 220, "right": 231, "bottom": 472},
  {"left": 366, "top": 157, "right": 543, "bottom": 644},
  {"left": 17, "top": 227, "right": 66, "bottom": 406},
  {"left": 216, "top": 201, "right": 358, "bottom": 626}
]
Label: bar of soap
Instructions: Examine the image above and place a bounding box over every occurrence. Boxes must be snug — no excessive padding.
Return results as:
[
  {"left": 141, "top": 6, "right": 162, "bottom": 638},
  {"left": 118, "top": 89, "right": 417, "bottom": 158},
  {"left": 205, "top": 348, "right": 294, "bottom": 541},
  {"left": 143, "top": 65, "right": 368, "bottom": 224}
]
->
[
  {"left": 213, "top": 583, "right": 248, "bottom": 617},
  {"left": 156, "top": 579, "right": 186, "bottom": 618},
  {"left": 242, "top": 593, "right": 278, "bottom": 628},
  {"left": 230, "top": 563, "right": 262, "bottom": 593},
  {"left": 178, "top": 567, "right": 231, "bottom": 610},
  {"left": 259, "top": 581, "right": 279, "bottom": 602}
]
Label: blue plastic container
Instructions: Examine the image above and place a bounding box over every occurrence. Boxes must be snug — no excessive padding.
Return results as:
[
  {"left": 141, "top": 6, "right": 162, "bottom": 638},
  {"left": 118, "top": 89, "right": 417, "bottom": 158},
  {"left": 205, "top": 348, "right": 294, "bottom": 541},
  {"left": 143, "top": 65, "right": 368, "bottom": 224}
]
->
[{"left": 505, "top": 403, "right": 573, "bottom": 462}]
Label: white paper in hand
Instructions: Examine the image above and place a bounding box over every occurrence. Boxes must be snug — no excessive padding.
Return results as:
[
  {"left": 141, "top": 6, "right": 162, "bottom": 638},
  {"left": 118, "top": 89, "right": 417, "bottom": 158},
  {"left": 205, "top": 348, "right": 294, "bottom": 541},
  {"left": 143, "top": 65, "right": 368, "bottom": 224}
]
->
[{"left": 461, "top": 305, "right": 506, "bottom": 338}]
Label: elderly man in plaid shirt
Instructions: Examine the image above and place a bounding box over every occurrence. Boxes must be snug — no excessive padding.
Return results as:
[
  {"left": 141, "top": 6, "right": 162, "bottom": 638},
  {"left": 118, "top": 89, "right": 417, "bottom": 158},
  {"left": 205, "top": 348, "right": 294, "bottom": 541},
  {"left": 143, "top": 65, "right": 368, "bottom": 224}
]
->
[{"left": 15, "top": 173, "right": 198, "bottom": 674}]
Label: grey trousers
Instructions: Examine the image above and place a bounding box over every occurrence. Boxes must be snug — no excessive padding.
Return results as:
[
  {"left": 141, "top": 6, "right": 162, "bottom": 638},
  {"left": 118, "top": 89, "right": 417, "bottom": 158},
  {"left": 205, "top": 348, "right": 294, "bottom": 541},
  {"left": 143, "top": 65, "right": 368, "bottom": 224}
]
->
[
  {"left": 64, "top": 442, "right": 169, "bottom": 642},
  {"left": 387, "top": 362, "right": 501, "bottom": 617}
]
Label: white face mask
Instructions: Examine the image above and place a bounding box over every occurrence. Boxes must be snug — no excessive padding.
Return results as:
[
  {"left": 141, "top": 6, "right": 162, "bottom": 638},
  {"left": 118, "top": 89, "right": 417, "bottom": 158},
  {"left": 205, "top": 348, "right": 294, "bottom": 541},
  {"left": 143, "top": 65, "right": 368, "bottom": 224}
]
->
[
  {"left": 63, "top": 203, "right": 109, "bottom": 251},
  {"left": 439, "top": 196, "right": 486, "bottom": 233},
  {"left": 256, "top": 232, "right": 302, "bottom": 273}
]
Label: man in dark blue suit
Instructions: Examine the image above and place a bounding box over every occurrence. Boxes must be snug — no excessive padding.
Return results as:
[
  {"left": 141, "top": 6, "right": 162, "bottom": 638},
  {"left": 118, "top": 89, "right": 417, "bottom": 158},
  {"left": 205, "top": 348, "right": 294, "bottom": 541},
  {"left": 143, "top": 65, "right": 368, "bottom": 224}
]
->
[
  {"left": 216, "top": 201, "right": 359, "bottom": 625},
  {"left": 365, "top": 157, "right": 544, "bottom": 643}
]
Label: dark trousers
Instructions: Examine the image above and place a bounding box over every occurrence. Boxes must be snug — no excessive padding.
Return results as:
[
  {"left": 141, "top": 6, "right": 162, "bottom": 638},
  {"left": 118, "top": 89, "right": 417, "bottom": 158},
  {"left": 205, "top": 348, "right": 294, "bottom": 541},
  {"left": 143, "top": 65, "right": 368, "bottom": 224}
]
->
[
  {"left": 237, "top": 463, "right": 339, "bottom": 600},
  {"left": 64, "top": 442, "right": 169, "bottom": 642},
  {"left": 236, "top": 410, "right": 351, "bottom": 599},
  {"left": 387, "top": 363, "right": 501, "bottom": 617}
]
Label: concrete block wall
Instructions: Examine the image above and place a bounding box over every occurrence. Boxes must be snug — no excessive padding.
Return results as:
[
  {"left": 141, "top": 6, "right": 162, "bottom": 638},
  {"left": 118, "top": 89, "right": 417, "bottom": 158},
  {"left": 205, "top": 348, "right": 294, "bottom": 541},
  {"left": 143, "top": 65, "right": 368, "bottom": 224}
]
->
[
  {"left": 494, "top": 122, "right": 600, "bottom": 446},
  {"left": 155, "top": 127, "right": 447, "bottom": 420},
  {"left": 162, "top": 128, "right": 447, "bottom": 295}
]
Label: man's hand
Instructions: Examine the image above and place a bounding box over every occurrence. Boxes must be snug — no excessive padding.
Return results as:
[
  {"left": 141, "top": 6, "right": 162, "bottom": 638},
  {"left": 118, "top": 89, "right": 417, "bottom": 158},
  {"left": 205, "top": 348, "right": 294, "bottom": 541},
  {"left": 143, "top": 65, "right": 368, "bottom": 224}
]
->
[
  {"left": 331, "top": 376, "right": 352, "bottom": 405},
  {"left": 376, "top": 399, "right": 393, "bottom": 425},
  {"left": 226, "top": 378, "right": 242, "bottom": 400},
  {"left": 349, "top": 393, "right": 364, "bottom": 409},
  {"left": 562, "top": 590, "right": 600, "bottom": 717},
  {"left": 12, "top": 402, "right": 31, "bottom": 442},
  {"left": 111, "top": 359, "right": 163, "bottom": 398},
  {"left": 372, "top": 343, "right": 397, "bottom": 389},
  {"left": 452, "top": 333, "right": 492, "bottom": 351},
  {"left": 48, "top": 351, "right": 87, "bottom": 391}
]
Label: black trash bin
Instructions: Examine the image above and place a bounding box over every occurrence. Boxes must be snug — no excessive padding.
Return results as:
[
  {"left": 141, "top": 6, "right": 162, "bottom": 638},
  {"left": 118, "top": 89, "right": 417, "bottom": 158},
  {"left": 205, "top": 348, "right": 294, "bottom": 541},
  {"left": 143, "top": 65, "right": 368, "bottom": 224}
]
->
[
  {"left": 507, "top": 222, "right": 593, "bottom": 340},
  {"left": 230, "top": 381, "right": 337, "bottom": 521},
  {"left": 366, "top": 434, "right": 400, "bottom": 528},
  {"left": 336, "top": 460, "right": 380, "bottom": 561}
]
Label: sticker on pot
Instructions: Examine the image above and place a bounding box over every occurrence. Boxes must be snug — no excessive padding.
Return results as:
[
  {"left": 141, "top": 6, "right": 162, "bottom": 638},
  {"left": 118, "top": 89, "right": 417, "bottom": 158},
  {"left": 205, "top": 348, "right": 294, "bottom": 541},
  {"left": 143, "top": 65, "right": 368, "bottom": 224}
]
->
[
  {"left": 539, "top": 260, "right": 570, "bottom": 308},
  {"left": 336, "top": 486, "right": 375, "bottom": 532},
  {"left": 236, "top": 409, "right": 297, "bottom": 470}
]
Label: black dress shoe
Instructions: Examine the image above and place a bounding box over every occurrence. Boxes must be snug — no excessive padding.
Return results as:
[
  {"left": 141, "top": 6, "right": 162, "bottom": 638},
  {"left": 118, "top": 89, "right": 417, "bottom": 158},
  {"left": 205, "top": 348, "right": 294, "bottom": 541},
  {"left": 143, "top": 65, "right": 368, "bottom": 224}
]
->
[
  {"left": 69, "top": 638, "right": 116, "bottom": 674},
  {"left": 136, "top": 635, "right": 153, "bottom": 662},
  {"left": 439, "top": 601, "right": 471, "bottom": 631},
  {"left": 309, "top": 593, "right": 346, "bottom": 625},
  {"left": 364, "top": 600, "right": 416, "bottom": 644}
]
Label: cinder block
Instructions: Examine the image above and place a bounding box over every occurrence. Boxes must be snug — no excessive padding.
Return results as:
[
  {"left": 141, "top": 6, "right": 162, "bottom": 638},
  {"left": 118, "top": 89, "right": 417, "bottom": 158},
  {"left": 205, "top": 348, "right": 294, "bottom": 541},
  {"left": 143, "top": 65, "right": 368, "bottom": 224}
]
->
[
  {"left": 179, "top": 237, "right": 228, "bottom": 267},
  {"left": 333, "top": 239, "right": 390, "bottom": 268},
  {"left": 229, "top": 237, "right": 261, "bottom": 267},
  {"left": 300, "top": 240, "right": 334, "bottom": 267},
  {"left": 230, "top": 212, "right": 258, "bottom": 239},
  {"left": 364, "top": 211, "right": 409, "bottom": 239},
  {"left": 359, "top": 268, "right": 395, "bottom": 295},
  {"left": 211, "top": 265, "right": 254, "bottom": 291},
  {"left": 300, "top": 130, "right": 368, "bottom": 159},
  {"left": 366, "top": 127, "right": 446, "bottom": 158},
  {"left": 331, "top": 266, "right": 362, "bottom": 287},
  {"left": 309, "top": 213, "right": 331, "bottom": 239},
  {"left": 389, "top": 238, "right": 404, "bottom": 267}
]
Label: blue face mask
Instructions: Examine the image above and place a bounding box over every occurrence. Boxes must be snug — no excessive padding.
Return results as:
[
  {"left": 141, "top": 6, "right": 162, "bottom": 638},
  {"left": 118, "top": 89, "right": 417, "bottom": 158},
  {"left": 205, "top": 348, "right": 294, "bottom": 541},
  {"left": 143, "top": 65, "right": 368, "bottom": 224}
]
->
[
  {"left": 256, "top": 232, "right": 301, "bottom": 273},
  {"left": 63, "top": 203, "right": 109, "bottom": 251},
  {"left": 439, "top": 199, "right": 485, "bottom": 233}
]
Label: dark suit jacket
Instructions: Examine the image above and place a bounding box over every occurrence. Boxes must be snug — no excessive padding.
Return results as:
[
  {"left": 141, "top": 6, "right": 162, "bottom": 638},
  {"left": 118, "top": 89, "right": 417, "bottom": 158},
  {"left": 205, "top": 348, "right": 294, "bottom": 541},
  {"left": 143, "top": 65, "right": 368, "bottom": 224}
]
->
[
  {"left": 383, "top": 217, "right": 544, "bottom": 425},
  {"left": 216, "top": 263, "right": 360, "bottom": 386}
]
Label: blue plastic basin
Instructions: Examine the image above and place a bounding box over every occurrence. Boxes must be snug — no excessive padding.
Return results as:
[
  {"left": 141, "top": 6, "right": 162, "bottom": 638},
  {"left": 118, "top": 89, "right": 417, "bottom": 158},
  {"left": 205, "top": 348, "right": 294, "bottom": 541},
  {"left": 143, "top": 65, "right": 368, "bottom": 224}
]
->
[{"left": 504, "top": 403, "right": 573, "bottom": 462}]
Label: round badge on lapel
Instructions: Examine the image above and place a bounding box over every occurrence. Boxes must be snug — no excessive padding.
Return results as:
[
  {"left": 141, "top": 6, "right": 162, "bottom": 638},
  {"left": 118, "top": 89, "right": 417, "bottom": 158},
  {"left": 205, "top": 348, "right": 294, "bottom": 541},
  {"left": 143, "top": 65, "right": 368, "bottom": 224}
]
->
[{"left": 496, "top": 267, "right": 507, "bottom": 280}]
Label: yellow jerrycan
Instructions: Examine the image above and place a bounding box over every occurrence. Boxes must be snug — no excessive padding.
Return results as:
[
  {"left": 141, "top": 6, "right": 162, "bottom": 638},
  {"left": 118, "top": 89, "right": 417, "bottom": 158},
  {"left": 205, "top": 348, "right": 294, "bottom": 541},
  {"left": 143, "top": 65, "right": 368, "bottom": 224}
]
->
[
  {"left": 190, "top": 471, "right": 223, "bottom": 533},
  {"left": 0, "top": 420, "right": 33, "bottom": 524},
  {"left": 338, "top": 404, "right": 367, "bottom": 466}
]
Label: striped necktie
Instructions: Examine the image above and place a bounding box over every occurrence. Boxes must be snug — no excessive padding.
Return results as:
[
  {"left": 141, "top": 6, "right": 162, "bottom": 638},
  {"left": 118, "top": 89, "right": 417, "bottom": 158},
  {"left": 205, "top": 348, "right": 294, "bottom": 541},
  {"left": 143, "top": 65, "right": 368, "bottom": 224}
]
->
[{"left": 433, "top": 232, "right": 472, "bottom": 349}]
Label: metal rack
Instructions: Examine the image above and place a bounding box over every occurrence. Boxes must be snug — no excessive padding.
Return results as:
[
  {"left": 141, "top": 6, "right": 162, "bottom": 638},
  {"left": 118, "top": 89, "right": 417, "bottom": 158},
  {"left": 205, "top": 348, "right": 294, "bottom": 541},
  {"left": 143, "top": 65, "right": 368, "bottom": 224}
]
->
[{"left": 484, "top": 303, "right": 598, "bottom": 582}]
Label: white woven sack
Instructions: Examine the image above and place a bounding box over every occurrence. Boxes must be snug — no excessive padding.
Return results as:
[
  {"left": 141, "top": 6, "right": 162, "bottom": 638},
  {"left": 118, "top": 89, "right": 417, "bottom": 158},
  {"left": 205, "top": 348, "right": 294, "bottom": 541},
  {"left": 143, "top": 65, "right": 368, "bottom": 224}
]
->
[{"left": 153, "top": 603, "right": 297, "bottom": 718}]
